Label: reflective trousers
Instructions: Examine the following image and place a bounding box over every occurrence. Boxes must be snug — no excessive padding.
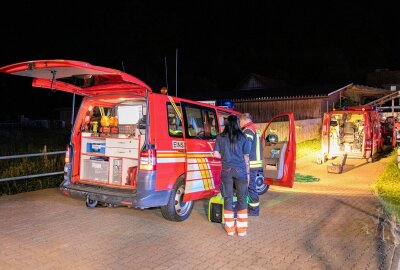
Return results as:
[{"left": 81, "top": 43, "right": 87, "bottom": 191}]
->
[{"left": 248, "top": 169, "right": 260, "bottom": 214}]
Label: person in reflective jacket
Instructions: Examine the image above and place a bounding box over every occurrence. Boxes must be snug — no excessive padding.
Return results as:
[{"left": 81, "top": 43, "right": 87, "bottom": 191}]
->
[
  {"left": 214, "top": 115, "right": 251, "bottom": 236},
  {"left": 240, "top": 113, "right": 262, "bottom": 216}
]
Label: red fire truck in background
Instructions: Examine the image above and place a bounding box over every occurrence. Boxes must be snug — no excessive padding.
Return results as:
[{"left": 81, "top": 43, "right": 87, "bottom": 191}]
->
[
  {"left": 0, "top": 59, "right": 296, "bottom": 221},
  {"left": 317, "top": 105, "right": 395, "bottom": 164}
]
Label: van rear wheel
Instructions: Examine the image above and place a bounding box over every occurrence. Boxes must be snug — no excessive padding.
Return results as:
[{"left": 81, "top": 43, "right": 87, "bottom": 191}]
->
[
  {"left": 161, "top": 177, "right": 194, "bottom": 221},
  {"left": 86, "top": 197, "right": 98, "bottom": 208}
]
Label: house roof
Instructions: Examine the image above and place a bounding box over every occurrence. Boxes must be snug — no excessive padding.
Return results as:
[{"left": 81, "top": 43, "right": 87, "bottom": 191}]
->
[
  {"left": 234, "top": 73, "right": 290, "bottom": 91},
  {"left": 231, "top": 84, "right": 392, "bottom": 102},
  {"left": 188, "top": 73, "right": 392, "bottom": 102}
]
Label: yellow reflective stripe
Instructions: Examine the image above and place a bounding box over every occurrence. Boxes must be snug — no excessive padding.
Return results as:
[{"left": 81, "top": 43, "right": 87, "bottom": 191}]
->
[
  {"left": 256, "top": 132, "right": 261, "bottom": 161},
  {"left": 250, "top": 161, "right": 262, "bottom": 165},
  {"left": 167, "top": 95, "right": 182, "bottom": 122},
  {"left": 249, "top": 202, "right": 260, "bottom": 207},
  {"left": 250, "top": 160, "right": 262, "bottom": 168}
]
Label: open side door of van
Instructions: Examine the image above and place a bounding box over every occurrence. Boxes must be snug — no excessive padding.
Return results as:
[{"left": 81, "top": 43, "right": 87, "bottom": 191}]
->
[
  {"left": 180, "top": 101, "right": 219, "bottom": 202},
  {"left": 0, "top": 59, "right": 152, "bottom": 96},
  {"left": 261, "top": 112, "right": 296, "bottom": 188},
  {"left": 321, "top": 113, "right": 331, "bottom": 157}
]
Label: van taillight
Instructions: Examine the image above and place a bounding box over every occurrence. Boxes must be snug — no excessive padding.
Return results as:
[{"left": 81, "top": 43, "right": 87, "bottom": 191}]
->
[
  {"left": 139, "top": 149, "right": 157, "bottom": 170},
  {"left": 65, "top": 145, "right": 71, "bottom": 163}
]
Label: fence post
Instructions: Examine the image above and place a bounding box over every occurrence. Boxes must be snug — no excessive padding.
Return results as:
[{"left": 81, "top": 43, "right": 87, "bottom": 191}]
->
[{"left": 43, "top": 145, "right": 47, "bottom": 161}]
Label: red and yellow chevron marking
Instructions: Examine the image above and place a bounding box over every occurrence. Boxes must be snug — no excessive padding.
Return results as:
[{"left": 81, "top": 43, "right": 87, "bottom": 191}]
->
[
  {"left": 185, "top": 156, "right": 215, "bottom": 193},
  {"left": 197, "top": 157, "right": 213, "bottom": 190}
]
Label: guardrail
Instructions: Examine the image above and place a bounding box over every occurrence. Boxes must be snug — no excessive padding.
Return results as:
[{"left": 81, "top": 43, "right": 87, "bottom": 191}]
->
[{"left": 0, "top": 151, "right": 65, "bottom": 182}]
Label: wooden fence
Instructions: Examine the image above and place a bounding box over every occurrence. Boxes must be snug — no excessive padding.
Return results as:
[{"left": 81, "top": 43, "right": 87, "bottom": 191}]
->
[{"left": 255, "top": 118, "right": 321, "bottom": 143}]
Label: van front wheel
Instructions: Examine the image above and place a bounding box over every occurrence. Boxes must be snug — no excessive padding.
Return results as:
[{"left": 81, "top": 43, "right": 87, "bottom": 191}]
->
[{"left": 161, "top": 177, "right": 194, "bottom": 222}]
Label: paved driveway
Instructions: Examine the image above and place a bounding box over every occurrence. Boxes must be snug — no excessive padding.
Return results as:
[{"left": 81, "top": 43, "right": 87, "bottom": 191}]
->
[{"left": 0, "top": 154, "right": 398, "bottom": 270}]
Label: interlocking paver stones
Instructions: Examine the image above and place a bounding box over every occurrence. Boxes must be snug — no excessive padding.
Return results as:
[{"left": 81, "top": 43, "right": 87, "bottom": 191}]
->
[{"left": 0, "top": 154, "right": 396, "bottom": 269}]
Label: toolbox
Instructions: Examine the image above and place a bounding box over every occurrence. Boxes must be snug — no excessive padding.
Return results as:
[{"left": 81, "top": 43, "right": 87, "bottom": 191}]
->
[
  {"left": 208, "top": 193, "right": 224, "bottom": 223},
  {"left": 86, "top": 142, "right": 106, "bottom": 154},
  {"left": 327, "top": 153, "right": 347, "bottom": 174},
  {"left": 83, "top": 158, "right": 109, "bottom": 182},
  {"left": 208, "top": 193, "right": 240, "bottom": 224}
]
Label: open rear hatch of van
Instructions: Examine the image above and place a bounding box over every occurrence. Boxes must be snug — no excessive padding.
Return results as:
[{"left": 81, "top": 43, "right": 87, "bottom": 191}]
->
[{"left": 0, "top": 59, "right": 152, "bottom": 96}]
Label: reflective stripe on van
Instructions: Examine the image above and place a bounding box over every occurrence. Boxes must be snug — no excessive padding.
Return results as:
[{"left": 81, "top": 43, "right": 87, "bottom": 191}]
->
[{"left": 185, "top": 156, "right": 215, "bottom": 194}]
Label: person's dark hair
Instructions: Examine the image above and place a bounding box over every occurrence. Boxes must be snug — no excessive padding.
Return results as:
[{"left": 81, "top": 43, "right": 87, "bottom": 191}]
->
[{"left": 221, "top": 115, "right": 245, "bottom": 150}]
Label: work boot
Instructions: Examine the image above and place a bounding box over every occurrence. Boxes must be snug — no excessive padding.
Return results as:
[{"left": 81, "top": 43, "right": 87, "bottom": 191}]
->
[{"left": 248, "top": 206, "right": 259, "bottom": 216}]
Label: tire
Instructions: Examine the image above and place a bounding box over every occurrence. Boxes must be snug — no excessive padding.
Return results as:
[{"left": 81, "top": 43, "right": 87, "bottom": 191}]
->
[
  {"left": 161, "top": 177, "right": 194, "bottom": 222},
  {"left": 256, "top": 174, "right": 269, "bottom": 195},
  {"left": 86, "top": 196, "right": 98, "bottom": 208}
]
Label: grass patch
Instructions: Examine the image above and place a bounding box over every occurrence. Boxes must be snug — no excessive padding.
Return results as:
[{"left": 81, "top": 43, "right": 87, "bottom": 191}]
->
[
  {"left": 296, "top": 138, "right": 321, "bottom": 159},
  {"left": 371, "top": 148, "right": 400, "bottom": 221},
  {"left": 294, "top": 173, "right": 320, "bottom": 183}
]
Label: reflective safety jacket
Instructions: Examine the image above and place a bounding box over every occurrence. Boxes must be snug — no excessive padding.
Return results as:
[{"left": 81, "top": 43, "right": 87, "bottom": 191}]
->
[{"left": 242, "top": 122, "right": 262, "bottom": 169}]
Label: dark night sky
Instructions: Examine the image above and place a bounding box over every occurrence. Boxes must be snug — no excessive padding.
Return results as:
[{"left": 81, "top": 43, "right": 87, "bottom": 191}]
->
[{"left": 0, "top": 1, "right": 399, "bottom": 118}]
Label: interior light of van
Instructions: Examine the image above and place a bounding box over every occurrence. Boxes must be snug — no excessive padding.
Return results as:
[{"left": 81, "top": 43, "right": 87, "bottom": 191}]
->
[
  {"left": 88, "top": 106, "right": 93, "bottom": 111},
  {"left": 119, "top": 98, "right": 126, "bottom": 101}
]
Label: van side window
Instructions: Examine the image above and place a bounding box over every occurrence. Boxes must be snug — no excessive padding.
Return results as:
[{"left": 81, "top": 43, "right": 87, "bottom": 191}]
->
[
  {"left": 217, "top": 111, "right": 230, "bottom": 132},
  {"left": 167, "top": 103, "right": 183, "bottom": 137},
  {"left": 183, "top": 105, "right": 218, "bottom": 139}
]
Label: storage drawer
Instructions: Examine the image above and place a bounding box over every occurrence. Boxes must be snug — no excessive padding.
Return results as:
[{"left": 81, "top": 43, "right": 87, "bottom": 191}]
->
[
  {"left": 106, "top": 138, "right": 137, "bottom": 149},
  {"left": 106, "top": 147, "right": 138, "bottom": 158}
]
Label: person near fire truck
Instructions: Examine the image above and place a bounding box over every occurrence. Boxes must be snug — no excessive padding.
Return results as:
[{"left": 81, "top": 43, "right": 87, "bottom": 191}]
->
[
  {"left": 214, "top": 115, "right": 251, "bottom": 236},
  {"left": 240, "top": 113, "right": 262, "bottom": 216}
]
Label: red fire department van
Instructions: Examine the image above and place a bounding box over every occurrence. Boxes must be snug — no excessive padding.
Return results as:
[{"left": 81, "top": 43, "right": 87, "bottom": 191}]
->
[
  {"left": 0, "top": 59, "right": 296, "bottom": 221},
  {"left": 318, "top": 105, "right": 394, "bottom": 164}
]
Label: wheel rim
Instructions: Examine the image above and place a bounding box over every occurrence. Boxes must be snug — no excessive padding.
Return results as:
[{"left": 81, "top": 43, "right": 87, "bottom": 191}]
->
[
  {"left": 86, "top": 197, "right": 98, "bottom": 207},
  {"left": 256, "top": 176, "right": 267, "bottom": 193},
  {"left": 174, "top": 185, "right": 192, "bottom": 217}
]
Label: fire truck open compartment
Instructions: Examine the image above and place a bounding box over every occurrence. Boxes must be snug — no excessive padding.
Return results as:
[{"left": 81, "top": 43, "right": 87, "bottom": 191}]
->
[
  {"left": 327, "top": 112, "right": 366, "bottom": 158},
  {"left": 75, "top": 96, "right": 147, "bottom": 189}
]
